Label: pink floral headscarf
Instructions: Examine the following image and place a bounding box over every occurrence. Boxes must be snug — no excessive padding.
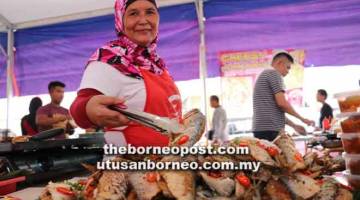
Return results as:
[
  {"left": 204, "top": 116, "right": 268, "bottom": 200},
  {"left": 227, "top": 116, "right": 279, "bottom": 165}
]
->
[{"left": 88, "top": 0, "right": 165, "bottom": 79}]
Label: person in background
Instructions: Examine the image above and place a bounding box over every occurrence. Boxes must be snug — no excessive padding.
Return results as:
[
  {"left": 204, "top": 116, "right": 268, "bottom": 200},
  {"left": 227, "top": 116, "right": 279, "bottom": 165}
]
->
[
  {"left": 316, "top": 89, "right": 333, "bottom": 129},
  {"left": 252, "top": 52, "right": 314, "bottom": 141},
  {"left": 21, "top": 97, "right": 42, "bottom": 136},
  {"left": 36, "top": 81, "right": 75, "bottom": 139},
  {"left": 209, "top": 95, "right": 227, "bottom": 143}
]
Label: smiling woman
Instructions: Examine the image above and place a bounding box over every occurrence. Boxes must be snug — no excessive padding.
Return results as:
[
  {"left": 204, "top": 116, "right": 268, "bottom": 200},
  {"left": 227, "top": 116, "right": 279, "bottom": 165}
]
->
[
  {"left": 70, "top": 0, "right": 183, "bottom": 147},
  {"left": 123, "top": 0, "right": 159, "bottom": 47}
]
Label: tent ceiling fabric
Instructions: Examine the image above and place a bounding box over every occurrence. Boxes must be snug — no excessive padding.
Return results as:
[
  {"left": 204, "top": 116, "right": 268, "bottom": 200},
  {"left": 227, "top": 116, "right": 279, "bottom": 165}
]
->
[{"left": 0, "top": 0, "right": 194, "bottom": 31}]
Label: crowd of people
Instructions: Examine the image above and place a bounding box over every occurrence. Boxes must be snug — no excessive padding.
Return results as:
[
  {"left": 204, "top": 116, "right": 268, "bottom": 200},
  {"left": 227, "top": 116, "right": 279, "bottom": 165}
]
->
[{"left": 20, "top": 0, "right": 334, "bottom": 145}]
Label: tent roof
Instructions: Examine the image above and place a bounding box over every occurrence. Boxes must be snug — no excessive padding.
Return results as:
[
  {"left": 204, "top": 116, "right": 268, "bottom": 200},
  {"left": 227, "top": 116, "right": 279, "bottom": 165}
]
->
[{"left": 0, "top": 0, "right": 194, "bottom": 32}]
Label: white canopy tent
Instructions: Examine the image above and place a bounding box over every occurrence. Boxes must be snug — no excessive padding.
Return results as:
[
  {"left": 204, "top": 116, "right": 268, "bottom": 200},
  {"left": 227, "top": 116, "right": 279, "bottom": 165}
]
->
[
  {"left": 0, "top": 0, "right": 197, "bottom": 31},
  {"left": 0, "top": 0, "right": 208, "bottom": 130}
]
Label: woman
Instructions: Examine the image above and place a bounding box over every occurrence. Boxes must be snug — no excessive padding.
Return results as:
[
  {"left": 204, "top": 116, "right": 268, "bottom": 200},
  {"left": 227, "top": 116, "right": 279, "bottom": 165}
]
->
[
  {"left": 21, "top": 97, "right": 43, "bottom": 136},
  {"left": 70, "top": 0, "right": 182, "bottom": 147}
]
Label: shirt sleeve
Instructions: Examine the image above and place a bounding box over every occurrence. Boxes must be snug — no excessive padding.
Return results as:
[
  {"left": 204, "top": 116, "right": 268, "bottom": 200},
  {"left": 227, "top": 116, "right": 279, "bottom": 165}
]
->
[
  {"left": 36, "top": 106, "right": 48, "bottom": 116},
  {"left": 79, "top": 61, "right": 124, "bottom": 96},
  {"left": 71, "top": 61, "right": 125, "bottom": 129},
  {"left": 70, "top": 88, "right": 103, "bottom": 129},
  {"left": 72, "top": 61, "right": 147, "bottom": 129},
  {"left": 267, "top": 70, "right": 285, "bottom": 94}
]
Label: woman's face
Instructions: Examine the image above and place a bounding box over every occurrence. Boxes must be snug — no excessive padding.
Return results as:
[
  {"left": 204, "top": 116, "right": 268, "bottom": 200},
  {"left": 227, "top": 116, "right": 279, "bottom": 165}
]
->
[{"left": 123, "top": 0, "right": 159, "bottom": 47}]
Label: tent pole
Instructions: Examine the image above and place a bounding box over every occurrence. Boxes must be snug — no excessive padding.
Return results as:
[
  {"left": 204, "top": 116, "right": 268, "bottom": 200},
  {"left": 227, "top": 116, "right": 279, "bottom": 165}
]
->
[
  {"left": 0, "top": 14, "right": 14, "bottom": 131},
  {"left": 6, "top": 28, "right": 14, "bottom": 131},
  {"left": 195, "top": 0, "right": 208, "bottom": 127},
  {"left": 0, "top": 44, "right": 6, "bottom": 57}
]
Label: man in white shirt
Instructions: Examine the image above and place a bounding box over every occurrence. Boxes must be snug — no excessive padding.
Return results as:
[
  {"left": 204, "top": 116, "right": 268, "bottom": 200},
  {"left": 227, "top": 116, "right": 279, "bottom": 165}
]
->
[{"left": 210, "top": 95, "right": 227, "bottom": 143}]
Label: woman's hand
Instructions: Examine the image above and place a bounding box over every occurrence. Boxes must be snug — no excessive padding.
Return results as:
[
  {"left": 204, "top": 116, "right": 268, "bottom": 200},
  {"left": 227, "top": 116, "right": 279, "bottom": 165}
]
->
[{"left": 86, "top": 95, "right": 130, "bottom": 128}]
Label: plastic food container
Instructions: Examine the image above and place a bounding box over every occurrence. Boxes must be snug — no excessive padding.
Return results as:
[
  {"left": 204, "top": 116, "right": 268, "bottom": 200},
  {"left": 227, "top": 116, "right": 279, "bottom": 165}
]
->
[
  {"left": 334, "top": 90, "right": 360, "bottom": 113},
  {"left": 337, "top": 111, "right": 360, "bottom": 119},
  {"left": 343, "top": 153, "right": 360, "bottom": 175},
  {"left": 343, "top": 170, "right": 360, "bottom": 190},
  {"left": 340, "top": 115, "right": 360, "bottom": 133},
  {"left": 339, "top": 133, "right": 360, "bottom": 154}
]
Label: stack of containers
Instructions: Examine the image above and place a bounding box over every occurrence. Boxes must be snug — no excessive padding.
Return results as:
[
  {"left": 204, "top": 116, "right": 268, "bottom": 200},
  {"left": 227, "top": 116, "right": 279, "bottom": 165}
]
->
[{"left": 334, "top": 90, "right": 360, "bottom": 189}]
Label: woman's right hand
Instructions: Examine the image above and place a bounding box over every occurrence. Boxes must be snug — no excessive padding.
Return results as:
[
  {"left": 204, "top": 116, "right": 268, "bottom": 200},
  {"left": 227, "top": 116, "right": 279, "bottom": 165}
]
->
[{"left": 86, "top": 95, "right": 130, "bottom": 128}]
